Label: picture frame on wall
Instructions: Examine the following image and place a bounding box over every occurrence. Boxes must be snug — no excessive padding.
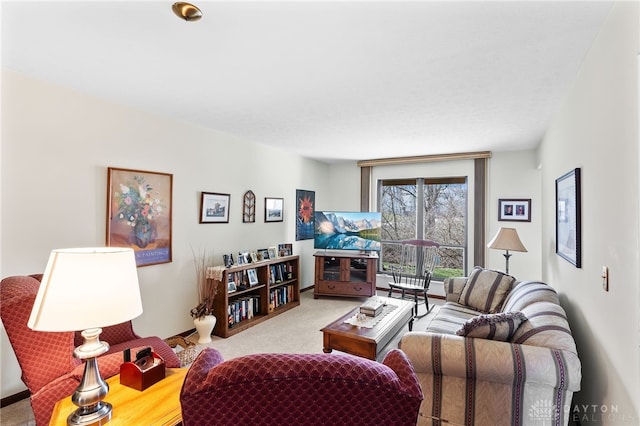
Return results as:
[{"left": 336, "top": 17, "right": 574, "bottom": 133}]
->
[
  {"left": 265, "top": 197, "right": 284, "bottom": 222},
  {"left": 556, "top": 168, "right": 581, "bottom": 268},
  {"left": 106, "top": 167, "right": 173, "bottom": 267},
  {"left": 200, "top": 192, "right": 230, "bottom": 224},
  {"left": 498, "top": 198, "right": 531, "bottom": 222},
  {"left": 295, "top": 189, "right": 315, "bottom": 240}
]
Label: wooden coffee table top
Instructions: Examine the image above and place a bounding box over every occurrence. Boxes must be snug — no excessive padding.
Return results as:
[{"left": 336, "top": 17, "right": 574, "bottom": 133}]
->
[{"left": 320, "top": 296, "right": 414, "bottom": 359}]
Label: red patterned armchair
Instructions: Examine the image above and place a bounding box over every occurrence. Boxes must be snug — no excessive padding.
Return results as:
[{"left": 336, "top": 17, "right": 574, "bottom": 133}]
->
[
  {"left": 180, "top": 347, "right": 423, "bottom": 426},
  {"left": 0, "top": 274, "right": 180, "bottom": 426}
]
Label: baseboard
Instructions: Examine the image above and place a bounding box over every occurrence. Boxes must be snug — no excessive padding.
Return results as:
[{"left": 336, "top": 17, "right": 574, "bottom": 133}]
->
[{"left": 1, "top": 390, "right": 30, "bottom": 407}]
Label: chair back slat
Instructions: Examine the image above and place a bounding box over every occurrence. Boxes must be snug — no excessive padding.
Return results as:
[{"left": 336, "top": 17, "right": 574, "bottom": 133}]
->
[{"left": 396, "top": 240, "right": 440, "bottom": 289}]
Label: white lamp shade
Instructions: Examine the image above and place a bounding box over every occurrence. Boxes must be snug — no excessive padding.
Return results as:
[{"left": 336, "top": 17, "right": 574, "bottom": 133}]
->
[
  {"left": 28, "top": 247, "right": 143, "bottom": 332},
  {"left": 487, "top": 227, "right": 528, "bottom": 252}
]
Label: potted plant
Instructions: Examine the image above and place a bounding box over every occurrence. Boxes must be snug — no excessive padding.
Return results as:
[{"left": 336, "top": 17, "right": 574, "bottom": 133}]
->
[{"left": 190, "top": 248, "right": 218, "bottom": 344}]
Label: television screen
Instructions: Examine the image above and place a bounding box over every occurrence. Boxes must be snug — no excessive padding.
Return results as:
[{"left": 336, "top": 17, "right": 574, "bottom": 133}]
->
[{"left": 314, "top": 211, "right": 382, "bottom": 251}]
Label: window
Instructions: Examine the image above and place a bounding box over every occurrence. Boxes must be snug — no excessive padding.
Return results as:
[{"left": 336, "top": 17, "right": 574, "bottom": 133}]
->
[{"left": 378, "top": 177, "right": 467, "bottom": 280}]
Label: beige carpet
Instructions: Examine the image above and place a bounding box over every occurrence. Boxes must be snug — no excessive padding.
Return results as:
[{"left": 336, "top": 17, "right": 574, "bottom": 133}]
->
[
  {"left": 0, "top": 289, "right": 442, "bottom": 425},
  {"left": 183, "top": 289, "right": 442, "bottom": 364}
]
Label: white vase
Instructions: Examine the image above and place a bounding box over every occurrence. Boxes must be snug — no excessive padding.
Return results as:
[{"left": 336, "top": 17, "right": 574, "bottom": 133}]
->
[{"left": 193, "top": 314, "right": 216, "bottom": 344}]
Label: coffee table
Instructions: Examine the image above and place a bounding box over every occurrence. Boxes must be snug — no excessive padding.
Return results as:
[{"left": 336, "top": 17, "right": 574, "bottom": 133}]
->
[{"left": 321, "top": 296, "right": 414, "bottom": 361}]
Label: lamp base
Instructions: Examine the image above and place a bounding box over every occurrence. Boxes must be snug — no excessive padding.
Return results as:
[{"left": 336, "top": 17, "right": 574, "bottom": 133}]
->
[
  {"left": 68, "top": 329, "right": 111, "bottom": 426},
  {"left": 67, "top": 401, "right": 112, "bottom": 426},
  {"left": 503, "top": 250, "right": 512, "bottom": 274}
]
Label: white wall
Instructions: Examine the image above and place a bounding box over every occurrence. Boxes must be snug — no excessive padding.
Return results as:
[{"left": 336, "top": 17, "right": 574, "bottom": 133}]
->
[
  {"left": 326, "top": 153, "right": 542, "bottom": 283},
  {"left": 486, "top": 150, "right": 542, "bottom": 280},
  {"left": 538, "top": 2, "right": 639, "bottom": 423},
  {"left": 0, "top": 70, "right": 329, "bottom": 397}
]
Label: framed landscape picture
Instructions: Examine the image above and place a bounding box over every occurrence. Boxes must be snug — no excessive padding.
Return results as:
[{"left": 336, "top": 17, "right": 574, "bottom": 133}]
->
[
  {"left": 556, "top": 168, "right": 581, "bottom": 268},
  {"left": 200, "top": 192, "right": 230, "bottom": 224},
  {"left": 265, "top": 197, "right": 284, "bottom": 222},
  {"left": 106, "top": 167, "right": 173, "bottom": 267}
]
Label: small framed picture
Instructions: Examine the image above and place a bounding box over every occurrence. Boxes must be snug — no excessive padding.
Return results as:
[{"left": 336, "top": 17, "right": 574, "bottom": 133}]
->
[
  {"left": 237, "top": 252, "right": 248, "bottom": 265},
  {"left": 268, "top": 246, "right": 278, "bottom": 259},
  {"left": 228, "top": 281, "right": 237, "bottom": 293},
  {"left": 265, "top": 197, "right": 284, "bottom": 222},
  {"left": 498, "top": 198, "right": 531, "bottom": 222},
  {"left": 247, "top": 268, "right": 259, "bottom": 286},
  {"left": 278, "top": 243, "right": 293, "bottom": 257},
  {"left": 250, "top": 252, "right": 258, "bottom": 263},
  {"left": 257, "top": 248, "right": 269, "bottom": 261},
  {"left": 200, "top": 192, "right": 230, "bottom": 224}
]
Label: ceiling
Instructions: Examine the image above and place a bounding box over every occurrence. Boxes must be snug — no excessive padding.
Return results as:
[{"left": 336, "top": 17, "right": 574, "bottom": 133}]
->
[{"left": 1, "top": 1, "right": 612, "bottom": 164}]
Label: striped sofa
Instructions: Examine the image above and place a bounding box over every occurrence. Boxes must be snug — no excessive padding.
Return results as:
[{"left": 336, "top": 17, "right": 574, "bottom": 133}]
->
[{"left": 400, "top": 270, "right": 581, "bottom": 426}]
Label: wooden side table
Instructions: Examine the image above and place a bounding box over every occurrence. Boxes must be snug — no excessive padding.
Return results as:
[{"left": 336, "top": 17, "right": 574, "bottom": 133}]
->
[{"left": 49, "top": 368, "right": 188, "bottom": 426}]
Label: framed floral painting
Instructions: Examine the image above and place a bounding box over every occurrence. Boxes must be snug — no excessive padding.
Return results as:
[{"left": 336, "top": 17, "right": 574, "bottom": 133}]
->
[
  {"left": 106, "top": 167, "right": 173, "bottom": 267},
  {"left": 295, "top": 189, "right": 315, "bottom": 240}
]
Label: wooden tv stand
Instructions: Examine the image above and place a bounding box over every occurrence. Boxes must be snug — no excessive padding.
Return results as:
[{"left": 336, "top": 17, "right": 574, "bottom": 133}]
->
[{"left": 313, "top": 251, "right": 378, "bottom": 299}]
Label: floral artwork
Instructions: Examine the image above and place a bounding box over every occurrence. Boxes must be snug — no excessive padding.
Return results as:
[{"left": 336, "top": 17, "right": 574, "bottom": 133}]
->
[
  {"left": 107, "top": 167, "right": 173, "bottom": 267},
  {"left": 295, "top": 189, "right": 315, "bottom": 241}
]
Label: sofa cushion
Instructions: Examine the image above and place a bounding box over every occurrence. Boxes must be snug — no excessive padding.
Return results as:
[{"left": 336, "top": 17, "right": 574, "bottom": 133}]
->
[
  {"left": 501, "top": 280, "right": 560, "bottom": 312},
  {"left": 456, "top": 311, "right": 527, "bottom": 341},
  {"left": 458, "top": 267, "right": 516, "bottom": 313},
  {"left": 425, "top": 303, "right": 479, "bottom": 334},
  {"left": 511, "top": 301, "right": 578, "bottom": 353}
]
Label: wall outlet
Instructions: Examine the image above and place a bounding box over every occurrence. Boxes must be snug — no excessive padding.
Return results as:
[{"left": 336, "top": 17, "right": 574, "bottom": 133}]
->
[{"left": 602, "top": 266, "right": 609, "bottom": 291}]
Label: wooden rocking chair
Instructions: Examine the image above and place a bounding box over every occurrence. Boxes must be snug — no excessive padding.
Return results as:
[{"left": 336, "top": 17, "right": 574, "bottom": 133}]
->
[{"left": 387, "top": 239, "right": 440, "bottom": 318}]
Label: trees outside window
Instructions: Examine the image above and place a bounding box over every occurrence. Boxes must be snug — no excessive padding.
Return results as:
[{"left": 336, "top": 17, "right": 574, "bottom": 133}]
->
[{"left": 378, "top": 177, "right": 466, "bottom": 280}]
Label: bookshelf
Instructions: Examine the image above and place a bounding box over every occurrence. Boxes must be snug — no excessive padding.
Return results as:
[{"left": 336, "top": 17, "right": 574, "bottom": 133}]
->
[
  {"left": 313, "top": 251, "right": 378, "bottom": 299},
  {"left": 211, "top": 255, "right": 300, "bottom": 338}
]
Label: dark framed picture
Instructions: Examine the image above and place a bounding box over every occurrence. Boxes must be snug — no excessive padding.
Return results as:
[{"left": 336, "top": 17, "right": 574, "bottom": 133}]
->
[
  {"left": 556, "top": 168, "right": 581, "bottom": 268},
  {"left": 265, "top": 197, "right": 284, "bottom": 222},
  {"left": 278, "top": 243, "right": 293, "bottom": 257},
  {"left": 498, "top": 198, "right": 531, "bottom": 222},
  {"left": 257, "top": 248, "right": 269, "bottom": 261},
  {"left": 107, "top": 167, "right": 173, "bottom": 267},
  {"left": 223, "top": 253, "right": 234, "bottom": 268},
  {"left": 200, "top": 192, "right": 230, "bottom": 224},
  {"left": 296, "top": 189, "right": 315, "bottom": 240}
]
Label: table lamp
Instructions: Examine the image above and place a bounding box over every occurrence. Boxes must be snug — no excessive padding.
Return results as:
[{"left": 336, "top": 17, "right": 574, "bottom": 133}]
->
[
  {"left": 28, "top": 247, "right": 143, "bottom": 426},
  {"left": 487, "top": 227, "right": 527, "bottom": 274}
]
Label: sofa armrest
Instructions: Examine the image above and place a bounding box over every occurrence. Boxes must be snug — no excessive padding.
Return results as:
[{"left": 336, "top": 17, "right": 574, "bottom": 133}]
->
[
  {"left": 400, "top": 331, "right": 581, "bottom": 392},
  {"left": 443, "top": 277, "right": 467, "bottom": 302},
  {"left": 181, "top": 347, "right": 225, "bottom": 396},
  {"left": 382, "top": 349, "right": 423, "bottom": 399}
]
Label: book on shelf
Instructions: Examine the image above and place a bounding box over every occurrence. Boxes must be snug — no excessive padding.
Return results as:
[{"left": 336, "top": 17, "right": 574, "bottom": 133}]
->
[
  {"left": 268, "top": 284, "right": 294, "bottom": 311},
  {"left": 359, "top": 299, "right": 384, "bottom": 317},
  {"left": 228, "top": 295, "right": 261, "bottom": 328}
]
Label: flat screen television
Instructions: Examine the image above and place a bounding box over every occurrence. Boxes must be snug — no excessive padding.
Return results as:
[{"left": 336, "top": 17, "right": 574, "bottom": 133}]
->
[{"left": 314, "top": 211, "right": 382, "bottom": 252}]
